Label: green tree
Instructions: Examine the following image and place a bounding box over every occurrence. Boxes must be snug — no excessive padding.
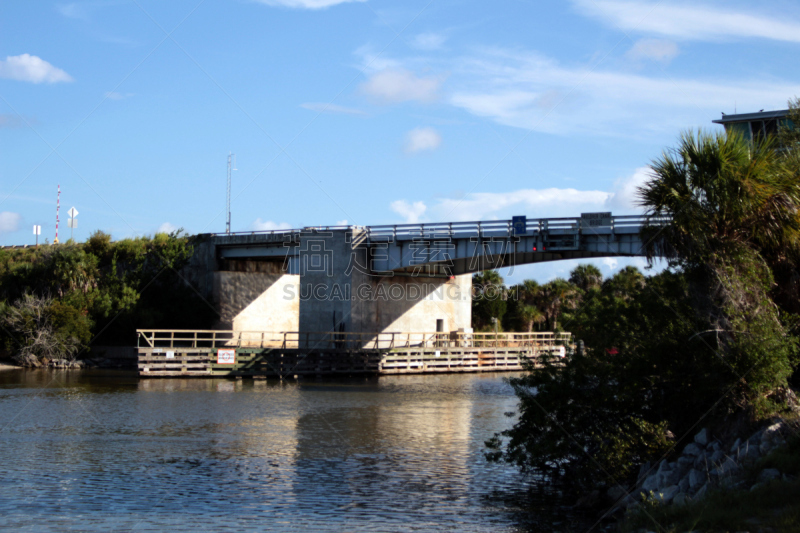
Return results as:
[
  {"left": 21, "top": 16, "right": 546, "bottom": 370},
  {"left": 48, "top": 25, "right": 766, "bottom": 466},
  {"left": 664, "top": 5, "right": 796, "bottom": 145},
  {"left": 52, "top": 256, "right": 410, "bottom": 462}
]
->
[
  {"left": 472, "top": 270, "right": 507, "bottom": 331},
  {"left": 1, "top": 294, "right": 92, "bottom": 365},
  {"left": 640, "top": 129, "right": 799, "bottom": 408},
  {"left": 568, "top": 264, "right": 603, "bottom": 293},
  {"left": 487, "top": 269, "right": 722, "bottom": 490},
  {"left": 487, "top": 129, "right": 800, "bottom": 491},
  {"left": 603, "top": 266, "right": 646, "bottom": 299},
  {"left": 640, "top": 130, "right": 800, "bottom": 267},
  {"left": 535, "top": 278, "right": 579, "bottom": 330},
  {"left": 504, "top": 280, "right": 545, "bottom": 332}
]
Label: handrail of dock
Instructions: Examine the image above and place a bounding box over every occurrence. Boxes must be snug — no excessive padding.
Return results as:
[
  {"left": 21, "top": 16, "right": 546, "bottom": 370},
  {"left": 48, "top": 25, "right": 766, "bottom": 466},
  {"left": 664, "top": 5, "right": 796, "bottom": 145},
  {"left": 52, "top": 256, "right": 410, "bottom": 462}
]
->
[{"left": 136, "top": 329, "right": 572, "bottom": 351}]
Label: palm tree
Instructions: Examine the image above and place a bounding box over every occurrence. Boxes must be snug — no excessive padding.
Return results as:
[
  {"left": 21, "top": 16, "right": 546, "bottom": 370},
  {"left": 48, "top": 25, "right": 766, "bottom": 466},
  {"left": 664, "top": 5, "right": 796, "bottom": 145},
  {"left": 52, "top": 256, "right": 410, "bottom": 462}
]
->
[
  {"left": 603, "top": 266, "right": 646, "bottom": 299},
  {"left": 637, "top": 129, "right": 800, "bottom": 408},
  {"left": 511, "top": 280, "right": 545, "bottom": 331},
  {"left": 472, "top": 270, "right": 507, "bottom": 330},
  {"left": 536, "top": 278, "right": 579, "bottom": 330},
  {"left": 639, "top": 129, "right": 800, "bottom": 266},
  {"left": 569, "top": 264, "right": 603, "bottom": 292}
]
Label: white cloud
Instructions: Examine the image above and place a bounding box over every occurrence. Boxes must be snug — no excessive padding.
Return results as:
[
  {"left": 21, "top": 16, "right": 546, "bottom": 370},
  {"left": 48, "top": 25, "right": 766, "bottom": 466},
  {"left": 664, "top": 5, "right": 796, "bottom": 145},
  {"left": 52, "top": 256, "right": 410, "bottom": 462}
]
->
[
  {"left": 300, "top": 102, "right": 366, "bottom": 115},
  {"left": 0, "top": 212, "right": 22, "bottom": 235},
  {"left": 254, "top": 0, "right": 366, "bottom": 9},
  {"left": 405, "top": 127, "right": 441, "bottom": 153},
  {"left": 57, "top": 3, "right": 88, "bottom": 19},
  {"left": 0, "top": 54, "right": 73, "bottom": 84},
  {"left": 105, "top": 91, "right": 134, "bottom": 100},
  {"left": 390, "top": 186, "right": 614, "bottom": 225},
  {"left": 451, "top": 90, "right": 540, "bottom": 124},
  {"left": 625, "top": 39, "right": 679, "bottom": 64},
  {"left": 446, "top": 47, "right": 797, "bottom": 135},
  {"left": 251, "top": 219, "right": 293, "bottom": 231},
  {"left": 390, "top": 200, "right": 427, "bottom": 223},
  {"left": 157, "top": 222, "right": 178, "bottom": 234},
  {"left": 605, "top": 167, "right": 652, "bottom": 212},
  {"left": 361, "top": 69, "right": 441, "bottom": 104},
  {"left": 411, "top": 32, "right": 446, "bottom": 50},
  {"left": 600, "top": 257, "right": 619, "bottom": 271},
  {"left": 573, "top": 0, "right": 800, "bottom": 43},
  {"left": 354, "top": 46, "right": 402, "bottom": 72},
  {"left": 0, "top": 114, "right": 35, "bottom": 129},
  {"left": 433, "top": 188, "right": 613, "bottom": 222},
  {"left": 336, "top": 219, "right": 349, "bottom": 226}
]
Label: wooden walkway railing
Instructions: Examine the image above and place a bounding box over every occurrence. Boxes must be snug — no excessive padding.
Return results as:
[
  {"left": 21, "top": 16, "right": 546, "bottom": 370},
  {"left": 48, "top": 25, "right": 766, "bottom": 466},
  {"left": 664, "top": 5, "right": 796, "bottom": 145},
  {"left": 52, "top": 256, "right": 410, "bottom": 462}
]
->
[{"left": 136, "top": 329, "right": 571, "bottom": 351}]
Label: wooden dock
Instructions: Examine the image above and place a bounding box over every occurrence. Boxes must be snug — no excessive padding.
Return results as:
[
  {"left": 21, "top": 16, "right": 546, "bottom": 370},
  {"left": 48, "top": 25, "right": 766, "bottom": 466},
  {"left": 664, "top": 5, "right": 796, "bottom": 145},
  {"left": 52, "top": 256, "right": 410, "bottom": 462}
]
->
[{"left": 136, "top": 330, "right": 571, "bottom": 378}]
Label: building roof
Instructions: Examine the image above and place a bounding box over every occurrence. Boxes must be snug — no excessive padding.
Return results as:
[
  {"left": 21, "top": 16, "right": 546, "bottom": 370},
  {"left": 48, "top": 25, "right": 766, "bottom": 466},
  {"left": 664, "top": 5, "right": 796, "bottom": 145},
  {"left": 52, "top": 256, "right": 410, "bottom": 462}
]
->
[{"left": 712, "top": 109, "right": 789, "bottom": 125}]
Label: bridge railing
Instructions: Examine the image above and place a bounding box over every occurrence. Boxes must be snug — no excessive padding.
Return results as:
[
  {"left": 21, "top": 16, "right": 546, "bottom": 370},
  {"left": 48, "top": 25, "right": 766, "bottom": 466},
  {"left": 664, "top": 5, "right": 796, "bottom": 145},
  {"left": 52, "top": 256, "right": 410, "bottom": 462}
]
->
[
  {"left": 209, "top": 225, "right": 357, "bottom": 238},
  {"left": 206, "top": 214, "right": 670, "bottom": 240},
  {"left": 136, "top": 329, "right": 572, "bottom": 351},
  {"left": 364, "top": 214, "right": 668, "bottom": 242}
]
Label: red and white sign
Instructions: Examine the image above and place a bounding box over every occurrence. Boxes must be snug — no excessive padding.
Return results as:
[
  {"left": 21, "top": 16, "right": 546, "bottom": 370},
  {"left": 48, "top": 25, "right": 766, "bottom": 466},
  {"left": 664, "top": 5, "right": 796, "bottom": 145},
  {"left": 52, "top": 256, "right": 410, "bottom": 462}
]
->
[{"left": 217, "top": 349, "right": 236, "bottom": 364}]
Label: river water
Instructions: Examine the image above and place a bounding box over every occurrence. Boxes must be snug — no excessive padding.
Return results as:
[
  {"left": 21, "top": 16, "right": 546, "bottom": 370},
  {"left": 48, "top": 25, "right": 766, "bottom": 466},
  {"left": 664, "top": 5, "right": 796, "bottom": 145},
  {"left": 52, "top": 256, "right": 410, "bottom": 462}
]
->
[{"left": 0, "top": 370, "right": 585, "bottom": 532}]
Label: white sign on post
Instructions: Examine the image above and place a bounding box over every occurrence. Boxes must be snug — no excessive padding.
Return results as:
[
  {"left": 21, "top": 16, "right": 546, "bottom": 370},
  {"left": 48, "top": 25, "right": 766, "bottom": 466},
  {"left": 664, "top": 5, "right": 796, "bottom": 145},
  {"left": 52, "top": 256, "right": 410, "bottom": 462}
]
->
[
  {"left": 217, "top": 349, "right": 236, "bottom": 364},
  {"left": 33, "top": 225, "right": 41, "bottom": 235},
  {"left": 67, "top": 207, "right": 79, "bottom": 240}
]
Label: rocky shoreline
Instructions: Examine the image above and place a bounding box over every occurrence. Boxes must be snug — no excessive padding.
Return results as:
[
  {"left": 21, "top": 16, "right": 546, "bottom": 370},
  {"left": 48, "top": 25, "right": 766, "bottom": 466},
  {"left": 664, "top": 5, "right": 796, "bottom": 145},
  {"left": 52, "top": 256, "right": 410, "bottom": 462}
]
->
[{"left": 603, "top": 415, "right": 799, "bottom": 529}]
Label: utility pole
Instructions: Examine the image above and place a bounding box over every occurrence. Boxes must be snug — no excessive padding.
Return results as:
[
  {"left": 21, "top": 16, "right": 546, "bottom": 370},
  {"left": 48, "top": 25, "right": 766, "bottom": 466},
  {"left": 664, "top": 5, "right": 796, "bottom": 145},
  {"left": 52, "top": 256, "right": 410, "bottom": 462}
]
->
[{"left": 226, "top": 152, "right": 236, "bottom": 234}]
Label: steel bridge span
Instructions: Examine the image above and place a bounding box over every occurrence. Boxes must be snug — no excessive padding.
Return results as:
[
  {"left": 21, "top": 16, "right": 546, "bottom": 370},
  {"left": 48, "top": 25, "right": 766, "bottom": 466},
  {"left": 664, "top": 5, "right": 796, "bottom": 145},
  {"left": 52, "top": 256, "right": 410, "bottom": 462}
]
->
[{"left": 208, "top": 213, "right": 665, "bottom": 276}]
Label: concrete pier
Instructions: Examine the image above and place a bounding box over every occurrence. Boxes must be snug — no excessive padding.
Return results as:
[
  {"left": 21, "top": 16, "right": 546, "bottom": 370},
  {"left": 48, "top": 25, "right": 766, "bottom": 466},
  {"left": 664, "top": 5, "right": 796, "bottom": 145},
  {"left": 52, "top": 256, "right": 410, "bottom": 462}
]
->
[{"left": 185, "top": 228, "right": 473, "bottom": 342}]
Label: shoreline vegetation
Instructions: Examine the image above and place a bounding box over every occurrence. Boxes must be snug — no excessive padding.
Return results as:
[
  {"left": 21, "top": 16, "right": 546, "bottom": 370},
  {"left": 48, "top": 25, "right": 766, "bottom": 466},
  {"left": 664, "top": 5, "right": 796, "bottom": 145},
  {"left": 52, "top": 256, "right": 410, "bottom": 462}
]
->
[
  {"left": 484, "top": 102, "right": 800, "bottom": 531},
  {"left": 0, "top": 230, "right": 216, "bottom": 367}
]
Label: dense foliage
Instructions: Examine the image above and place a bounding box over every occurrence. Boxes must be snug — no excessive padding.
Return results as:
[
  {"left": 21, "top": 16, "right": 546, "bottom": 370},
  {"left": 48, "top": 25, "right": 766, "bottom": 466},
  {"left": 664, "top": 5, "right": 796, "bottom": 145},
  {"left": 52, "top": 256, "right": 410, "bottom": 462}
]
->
[
  {"left": 0, "top": 230, "right": 216, "bottom": 364},
  {"left": 485, "top": 126, "right": 800, "bottom": 492}
]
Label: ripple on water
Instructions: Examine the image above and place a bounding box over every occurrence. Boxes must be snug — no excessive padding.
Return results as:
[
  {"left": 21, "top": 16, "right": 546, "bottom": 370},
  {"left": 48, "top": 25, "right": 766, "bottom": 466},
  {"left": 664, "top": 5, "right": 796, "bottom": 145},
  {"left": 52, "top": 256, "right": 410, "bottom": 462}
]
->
[{"left": 0, "top": 371, "right": 564, "bottom": 532}]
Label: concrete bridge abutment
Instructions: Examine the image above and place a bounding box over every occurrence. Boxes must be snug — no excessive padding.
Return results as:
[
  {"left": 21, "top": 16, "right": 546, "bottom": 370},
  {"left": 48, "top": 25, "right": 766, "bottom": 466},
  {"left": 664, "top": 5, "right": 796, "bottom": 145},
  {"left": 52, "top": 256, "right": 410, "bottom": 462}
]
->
[{"left": 185, "top": 229, "right": 473, "bottom": 339}]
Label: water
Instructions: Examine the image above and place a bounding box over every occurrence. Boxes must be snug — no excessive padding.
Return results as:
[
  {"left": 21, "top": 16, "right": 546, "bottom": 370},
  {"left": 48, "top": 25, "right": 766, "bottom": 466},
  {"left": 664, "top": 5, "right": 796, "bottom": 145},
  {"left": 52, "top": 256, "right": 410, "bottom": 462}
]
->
[{"left": 0, "top": 370, "right": 581, "bottom": 532}]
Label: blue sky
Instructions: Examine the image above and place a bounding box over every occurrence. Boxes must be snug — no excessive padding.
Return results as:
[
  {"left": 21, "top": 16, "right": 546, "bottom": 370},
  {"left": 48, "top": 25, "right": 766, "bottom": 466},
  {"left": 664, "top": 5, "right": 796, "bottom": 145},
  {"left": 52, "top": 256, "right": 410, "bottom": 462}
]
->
[{"left": 1, "top": 0, "right": 799, "bottom": 282}]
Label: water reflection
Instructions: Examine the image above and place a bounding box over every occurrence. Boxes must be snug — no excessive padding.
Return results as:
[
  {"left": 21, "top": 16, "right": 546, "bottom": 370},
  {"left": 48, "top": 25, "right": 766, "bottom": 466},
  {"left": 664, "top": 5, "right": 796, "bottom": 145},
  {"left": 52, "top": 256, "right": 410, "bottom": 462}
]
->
[{"left": 0, "top": 370, "right": 550, "bottom": 532}]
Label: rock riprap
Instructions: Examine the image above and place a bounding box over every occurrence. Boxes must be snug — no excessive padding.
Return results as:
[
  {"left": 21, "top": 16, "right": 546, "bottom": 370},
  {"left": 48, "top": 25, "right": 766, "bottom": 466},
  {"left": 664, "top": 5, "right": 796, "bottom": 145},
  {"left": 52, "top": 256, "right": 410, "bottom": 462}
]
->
[{"left": 608, "top": 420, "right": 794, "bottom": 510}]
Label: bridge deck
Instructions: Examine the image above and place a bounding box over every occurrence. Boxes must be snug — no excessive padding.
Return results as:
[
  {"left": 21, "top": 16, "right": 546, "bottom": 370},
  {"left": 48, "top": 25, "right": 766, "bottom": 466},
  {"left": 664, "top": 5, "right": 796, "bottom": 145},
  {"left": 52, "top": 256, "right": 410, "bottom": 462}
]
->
[{"left": 209, "top": 214, "right": 668, "bottom": 275}]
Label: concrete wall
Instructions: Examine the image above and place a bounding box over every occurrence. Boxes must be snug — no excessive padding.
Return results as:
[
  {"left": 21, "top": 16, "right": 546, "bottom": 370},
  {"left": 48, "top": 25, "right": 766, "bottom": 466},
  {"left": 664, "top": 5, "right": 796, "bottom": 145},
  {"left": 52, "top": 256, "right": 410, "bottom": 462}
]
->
[
  {"left": 214, "top": 261, "right": 298, "bottom": 333},
  {"left": 183, "top": 236, "right": 217, "bottom": 302},
  {"left": 350, "top": 273, "right": 472, "bottom": 334},
  {"left": 297, "top": 229, "right": 358, "bottom": 334},
  {"left": 295, "top": 228, "right": 471, "bottom": 337},
  {"left": 186, "top": 230, "right": 472, "bottom": 339}
]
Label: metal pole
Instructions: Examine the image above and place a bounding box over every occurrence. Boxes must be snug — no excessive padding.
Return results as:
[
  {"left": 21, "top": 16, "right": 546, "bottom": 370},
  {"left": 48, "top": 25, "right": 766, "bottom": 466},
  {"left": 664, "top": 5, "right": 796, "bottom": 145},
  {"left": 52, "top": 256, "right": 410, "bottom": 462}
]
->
[{"left": 226, "top": 153, "right": 231, "bottom": 234}]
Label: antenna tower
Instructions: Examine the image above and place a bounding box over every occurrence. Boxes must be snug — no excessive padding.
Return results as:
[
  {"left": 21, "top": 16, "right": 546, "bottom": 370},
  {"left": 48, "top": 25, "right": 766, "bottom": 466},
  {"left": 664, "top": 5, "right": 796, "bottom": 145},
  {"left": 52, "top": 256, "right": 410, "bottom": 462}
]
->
[
  {"left": 226, "top": 152, "right": 236, "bottom": 234},
  {"left": 54, "top": 185, "right": 61, "bottom": 244}
]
